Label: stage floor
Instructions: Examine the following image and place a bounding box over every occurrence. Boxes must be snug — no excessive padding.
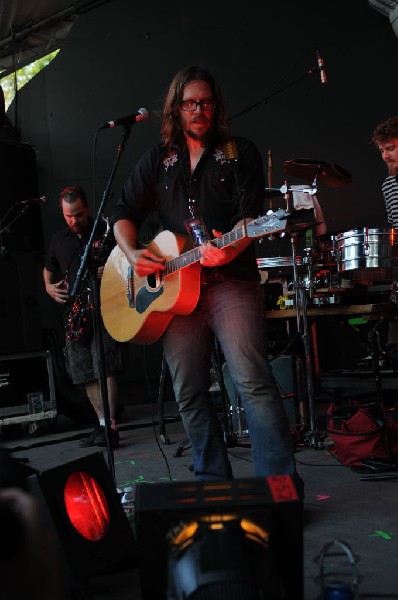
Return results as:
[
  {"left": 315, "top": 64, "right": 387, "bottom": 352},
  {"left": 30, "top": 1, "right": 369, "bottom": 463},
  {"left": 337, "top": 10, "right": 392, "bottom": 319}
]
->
[{"left": 1, "top": 394, "right": 398, "bottom": 600}]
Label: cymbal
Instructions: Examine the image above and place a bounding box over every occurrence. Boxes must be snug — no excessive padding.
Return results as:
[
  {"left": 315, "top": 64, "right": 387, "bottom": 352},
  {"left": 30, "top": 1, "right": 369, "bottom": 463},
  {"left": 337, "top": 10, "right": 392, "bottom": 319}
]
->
[{"left": 283, "top": 158, "right": 352, "bottom": 188}]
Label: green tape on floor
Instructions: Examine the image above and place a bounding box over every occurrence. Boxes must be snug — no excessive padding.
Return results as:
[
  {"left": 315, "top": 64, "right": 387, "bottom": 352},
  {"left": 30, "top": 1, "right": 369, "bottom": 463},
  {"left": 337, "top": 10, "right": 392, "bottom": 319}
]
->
[{"left": 348, "top": 317, "right": 368, "bottom": 326}]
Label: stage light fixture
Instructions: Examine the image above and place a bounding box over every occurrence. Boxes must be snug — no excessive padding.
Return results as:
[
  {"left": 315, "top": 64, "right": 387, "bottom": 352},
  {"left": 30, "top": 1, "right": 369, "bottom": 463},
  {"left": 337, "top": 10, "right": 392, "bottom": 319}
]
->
[
  {"left": 26, "top": 452, "right": 136, "bottom": 588},
  {"left": 135, "top": 475, "right": 303, "bottom": 600}
]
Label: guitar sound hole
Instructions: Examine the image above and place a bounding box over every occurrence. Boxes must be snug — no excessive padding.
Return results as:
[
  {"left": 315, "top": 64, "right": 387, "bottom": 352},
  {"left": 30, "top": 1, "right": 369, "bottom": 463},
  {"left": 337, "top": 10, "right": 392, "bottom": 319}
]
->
[{"left": 147, "top": 273, "right": 157, "bottom": 289}]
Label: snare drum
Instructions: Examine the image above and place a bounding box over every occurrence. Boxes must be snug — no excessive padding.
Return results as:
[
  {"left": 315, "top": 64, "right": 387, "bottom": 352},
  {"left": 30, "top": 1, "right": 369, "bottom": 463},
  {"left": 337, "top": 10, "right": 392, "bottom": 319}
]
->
[
  {"left": 332, "top": 227, "right": 398, "bottom": 271},
  {"left": 257, "top": 256, "right": 303, "bottom": 269}
]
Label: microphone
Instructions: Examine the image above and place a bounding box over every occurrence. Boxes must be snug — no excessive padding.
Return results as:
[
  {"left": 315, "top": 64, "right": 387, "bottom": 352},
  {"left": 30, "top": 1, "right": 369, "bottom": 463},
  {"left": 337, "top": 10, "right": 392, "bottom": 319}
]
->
[
  {"left": 100, "top": 107, "right": 150, "bottom": 129},
  {"left": 317, "top": 50, "right": 327, "bottom": 84},
  {"left": 19, "top": 196, "right": 49, "bottom": 206}
]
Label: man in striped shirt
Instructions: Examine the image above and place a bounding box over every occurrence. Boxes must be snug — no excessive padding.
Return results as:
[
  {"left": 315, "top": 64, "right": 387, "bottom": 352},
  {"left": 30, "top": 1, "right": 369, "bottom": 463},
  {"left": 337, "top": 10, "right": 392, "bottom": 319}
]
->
[{"left": 372, "top": 116, "right": 398, "bottom": 226}]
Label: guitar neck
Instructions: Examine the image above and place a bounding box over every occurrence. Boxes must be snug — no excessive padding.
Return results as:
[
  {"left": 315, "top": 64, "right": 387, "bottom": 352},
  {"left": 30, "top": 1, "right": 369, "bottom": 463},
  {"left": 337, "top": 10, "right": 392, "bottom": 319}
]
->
[{"left": 165, "top": 225, "right": 245, "bottom": 276}]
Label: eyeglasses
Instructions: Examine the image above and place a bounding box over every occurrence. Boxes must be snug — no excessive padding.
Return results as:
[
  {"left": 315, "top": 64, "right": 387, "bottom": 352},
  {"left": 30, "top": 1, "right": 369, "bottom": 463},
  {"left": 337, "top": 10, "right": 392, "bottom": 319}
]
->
[{"left": 180, "top": 100, "right": 216, "bottom": 112}]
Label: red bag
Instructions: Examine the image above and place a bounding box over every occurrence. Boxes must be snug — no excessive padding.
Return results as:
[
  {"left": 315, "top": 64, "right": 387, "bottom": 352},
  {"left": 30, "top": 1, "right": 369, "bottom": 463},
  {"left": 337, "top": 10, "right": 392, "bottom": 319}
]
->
[
  {"left": 387, "top": 413, "right": 398, "bottom": 454},
  {"left": 326, "top": 402, "right": 398, "bottom": 466}
]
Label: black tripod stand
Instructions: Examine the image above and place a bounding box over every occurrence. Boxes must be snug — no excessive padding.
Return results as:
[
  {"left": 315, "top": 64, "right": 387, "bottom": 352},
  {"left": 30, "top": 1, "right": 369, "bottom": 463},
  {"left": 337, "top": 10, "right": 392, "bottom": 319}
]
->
[
  {"left": 288, "top": 228, "right": 326, "bottom": 449},
  {"left": 262, "top": 183, "right": 325, "bottom": 448}
]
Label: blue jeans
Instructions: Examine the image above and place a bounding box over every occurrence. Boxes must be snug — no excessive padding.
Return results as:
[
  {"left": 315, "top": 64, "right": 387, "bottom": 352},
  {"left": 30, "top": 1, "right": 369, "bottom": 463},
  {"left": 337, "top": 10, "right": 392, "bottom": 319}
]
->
[{"left": 163, "top": 277, "right": 298, "bottom": 481}]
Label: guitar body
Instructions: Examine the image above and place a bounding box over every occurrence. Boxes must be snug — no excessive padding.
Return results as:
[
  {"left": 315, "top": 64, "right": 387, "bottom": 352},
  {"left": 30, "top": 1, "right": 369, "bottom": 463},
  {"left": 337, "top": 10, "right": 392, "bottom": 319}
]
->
[{"left": 100, "top": 230, "right": 201, "bottom": 344}]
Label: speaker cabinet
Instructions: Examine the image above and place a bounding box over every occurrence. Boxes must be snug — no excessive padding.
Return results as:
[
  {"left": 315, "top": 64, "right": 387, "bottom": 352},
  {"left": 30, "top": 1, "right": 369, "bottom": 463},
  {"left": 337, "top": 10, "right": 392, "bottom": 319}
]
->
[
  {"left": 0, "top": 350, "right": 56, "bottom": 425},
  {"left": 0, "top": 252, "right": 43, "bottom": 353},
  {"left": 0, "top": 140, "right": 43, "bottom": 252}
]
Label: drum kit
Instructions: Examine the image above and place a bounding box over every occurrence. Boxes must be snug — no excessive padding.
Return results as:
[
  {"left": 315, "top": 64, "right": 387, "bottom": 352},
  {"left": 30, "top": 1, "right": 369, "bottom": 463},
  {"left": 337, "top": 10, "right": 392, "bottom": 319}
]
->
[
  {"left": 258, "top": 158, "right": 398, "bottom": 448},
  {"left": 260, "top": 158, "right": 398, "bottom": 303}
]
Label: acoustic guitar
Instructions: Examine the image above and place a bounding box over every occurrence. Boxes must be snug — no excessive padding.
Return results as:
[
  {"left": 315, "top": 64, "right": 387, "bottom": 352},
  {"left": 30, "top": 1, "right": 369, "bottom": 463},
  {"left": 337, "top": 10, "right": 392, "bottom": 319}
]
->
[{"left": 100, "top": 210, "right": 288, "bottom": 344}]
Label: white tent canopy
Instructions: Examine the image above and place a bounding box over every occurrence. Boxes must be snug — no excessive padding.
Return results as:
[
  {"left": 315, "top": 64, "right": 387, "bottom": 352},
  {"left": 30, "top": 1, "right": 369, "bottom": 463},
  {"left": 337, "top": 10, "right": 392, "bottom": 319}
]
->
[
  {"left": 0, "top": 0, "right": 395, "bottom": 79},
  {"left": 0, "top": 0, "right": 111, "bottom": 76}
]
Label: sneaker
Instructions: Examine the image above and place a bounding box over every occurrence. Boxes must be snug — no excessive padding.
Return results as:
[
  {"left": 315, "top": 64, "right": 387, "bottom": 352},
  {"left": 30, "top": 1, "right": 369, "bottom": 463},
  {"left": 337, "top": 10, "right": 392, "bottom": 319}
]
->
[
  {"left": 94, "top": 426, "right": 120, "bottom": 449},
  {"left": 79, "top": 426, "right": 103, "bottom": 448}
]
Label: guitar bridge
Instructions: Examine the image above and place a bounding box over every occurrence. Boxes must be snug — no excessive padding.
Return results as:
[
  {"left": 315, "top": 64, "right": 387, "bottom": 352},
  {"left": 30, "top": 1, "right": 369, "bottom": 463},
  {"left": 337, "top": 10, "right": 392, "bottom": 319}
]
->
[{"left": 127, "top": 265, "right": 134, "bottom": 308}]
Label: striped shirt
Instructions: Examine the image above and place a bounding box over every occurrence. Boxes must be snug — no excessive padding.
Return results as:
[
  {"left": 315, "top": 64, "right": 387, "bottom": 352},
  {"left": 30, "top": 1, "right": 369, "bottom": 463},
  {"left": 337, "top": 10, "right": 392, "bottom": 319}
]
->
[{"left": 382, "top": 175, "right": 398, "bottom": 226}]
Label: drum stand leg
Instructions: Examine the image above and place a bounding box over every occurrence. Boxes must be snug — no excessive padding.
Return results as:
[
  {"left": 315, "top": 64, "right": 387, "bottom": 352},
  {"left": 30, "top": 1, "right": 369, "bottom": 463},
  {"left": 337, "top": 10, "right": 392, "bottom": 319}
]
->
[
  {"left": 212, "top": 339, "right": 250, "bottom": 448},
  {"left": 290, "top": 233, "right": 325, "bottom": 449}
]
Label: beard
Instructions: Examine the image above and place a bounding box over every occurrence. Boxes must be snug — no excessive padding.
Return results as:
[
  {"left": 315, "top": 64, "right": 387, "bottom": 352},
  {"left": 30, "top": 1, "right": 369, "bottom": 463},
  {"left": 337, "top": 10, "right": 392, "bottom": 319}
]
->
[
  {"left": 185, "top": 123, "right": 213, "bottom": 144},
  {"left": 387, "top": 163, "right": 398, "bottom": 176}
]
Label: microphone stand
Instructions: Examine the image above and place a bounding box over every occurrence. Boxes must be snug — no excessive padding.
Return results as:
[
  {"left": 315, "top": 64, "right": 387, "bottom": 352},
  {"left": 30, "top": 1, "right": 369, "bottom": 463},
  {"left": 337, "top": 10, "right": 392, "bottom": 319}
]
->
[
  {"left": 70, "top": 124, "right": 133, "bottom": 487},
  {"left": 0, "top": 203, "right": 30, "bottom": 254},
  {"left": 228, "top": 62, "right": 322, "bottom": 122}
]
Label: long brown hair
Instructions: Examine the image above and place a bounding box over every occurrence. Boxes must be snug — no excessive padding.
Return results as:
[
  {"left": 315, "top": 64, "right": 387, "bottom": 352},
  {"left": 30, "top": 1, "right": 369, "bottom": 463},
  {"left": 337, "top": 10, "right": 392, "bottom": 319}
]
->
[{"left": 160, "top": 65, "right": 230, "bottom": 150}]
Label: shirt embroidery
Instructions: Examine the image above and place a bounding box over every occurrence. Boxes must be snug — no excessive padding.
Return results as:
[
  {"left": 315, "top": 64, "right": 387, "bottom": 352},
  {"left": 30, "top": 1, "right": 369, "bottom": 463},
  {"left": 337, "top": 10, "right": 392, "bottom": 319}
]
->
[
  {"left": 163, "top": 152, "right": 178, "bottom": 171},
  {"left": 213, "top": 146, "right": 226, "bottom": 164}
]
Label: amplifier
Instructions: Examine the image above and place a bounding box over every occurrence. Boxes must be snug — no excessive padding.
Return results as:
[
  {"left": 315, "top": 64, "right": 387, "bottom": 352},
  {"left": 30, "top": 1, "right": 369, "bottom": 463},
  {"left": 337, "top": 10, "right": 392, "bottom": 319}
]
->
[{"left": 0, "top": 349, "right": 57, "bottom": 426}]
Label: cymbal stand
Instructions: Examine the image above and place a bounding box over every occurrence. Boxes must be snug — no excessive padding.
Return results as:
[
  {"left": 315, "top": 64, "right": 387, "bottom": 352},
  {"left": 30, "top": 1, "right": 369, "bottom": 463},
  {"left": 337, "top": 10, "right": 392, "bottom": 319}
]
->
[{"left": 285, "top": 191, "right": 325, "bottom": 449}]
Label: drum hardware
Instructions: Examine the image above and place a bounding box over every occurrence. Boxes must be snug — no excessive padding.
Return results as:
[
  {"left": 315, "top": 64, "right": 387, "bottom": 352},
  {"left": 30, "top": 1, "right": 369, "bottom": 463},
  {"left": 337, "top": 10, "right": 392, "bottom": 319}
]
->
[
  {"left": 285, "top": 290, "right": 342, "bottom": 308},
  {"left": 285, "top": 248, "right": 316, "bottom": 297},
  {"left": 315, "top": 236, "right": 336, "bottom": 266},
  {"left": 288, "top": 228, "right": 324, "bottom": 448},
  {"left": 229, "top": 403, "right": 249, "bottom": 438},
  {"left": 279, "top": 170, "right": 349, "bottom": 449},
  {"left": 211, "top": 341, "right": 253, "bottom": 449},
  {"left": 265, "top": 163, "right": 352, "bottom": 448},
  {"left": 265, "top": 183, "right": 318, "bottom": 196},
  {"left": 302, "top": 246, "right": 315, "bottom": 299},
  {"left": 220, "top": 360, "right": 251, "bottom": 446},
  {"left": 312, "top": 295, "right": 340, "bottom": 306},
  {"left": 257, "top": 256, "right": 303, "bottom": 270},
  {"left": 314, "top": 269, "right": 332, "bottom": 289}
]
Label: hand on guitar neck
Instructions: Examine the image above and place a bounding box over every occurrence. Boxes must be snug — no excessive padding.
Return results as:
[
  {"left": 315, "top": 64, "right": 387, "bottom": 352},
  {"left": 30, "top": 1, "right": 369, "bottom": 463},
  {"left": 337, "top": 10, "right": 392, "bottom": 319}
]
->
[{"left": 200, "top": 222, "right": 253, "bottom": 266}]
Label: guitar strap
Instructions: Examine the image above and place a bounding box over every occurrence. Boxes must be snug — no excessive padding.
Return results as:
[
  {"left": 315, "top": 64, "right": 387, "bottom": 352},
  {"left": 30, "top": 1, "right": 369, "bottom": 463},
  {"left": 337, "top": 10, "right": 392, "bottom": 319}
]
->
[
  {"left": 223, "top": 137, "right": 246, "bottom": 221},
  {"left": 223, "top": 138, "right": 239, "bottom": 162}
]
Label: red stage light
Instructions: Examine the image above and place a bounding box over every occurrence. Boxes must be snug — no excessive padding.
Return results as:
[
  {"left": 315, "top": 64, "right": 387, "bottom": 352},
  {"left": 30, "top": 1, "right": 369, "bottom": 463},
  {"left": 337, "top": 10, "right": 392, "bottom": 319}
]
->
[
  {"left": 64, "top": 471, "right": 110, "bottom": 541},
  {"left": 27, "top": 452, "right": 136, "bottom": 587}
]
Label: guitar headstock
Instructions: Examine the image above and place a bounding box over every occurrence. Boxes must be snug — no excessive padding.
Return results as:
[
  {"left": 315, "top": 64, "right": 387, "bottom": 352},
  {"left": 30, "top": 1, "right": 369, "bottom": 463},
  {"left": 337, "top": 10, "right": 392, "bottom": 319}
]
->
[{"left": 246, "top": 209, "right": 288, "bottom": 239}]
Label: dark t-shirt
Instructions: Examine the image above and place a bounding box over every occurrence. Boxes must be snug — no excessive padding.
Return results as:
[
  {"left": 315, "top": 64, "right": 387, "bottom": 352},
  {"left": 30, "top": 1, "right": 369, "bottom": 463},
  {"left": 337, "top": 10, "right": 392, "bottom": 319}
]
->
[
  {"left": 44, "top": 217, "right": 115, "bottom": 313},
  {"left": 44, "top": 217, "right": 111, "bottom": 310}
]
